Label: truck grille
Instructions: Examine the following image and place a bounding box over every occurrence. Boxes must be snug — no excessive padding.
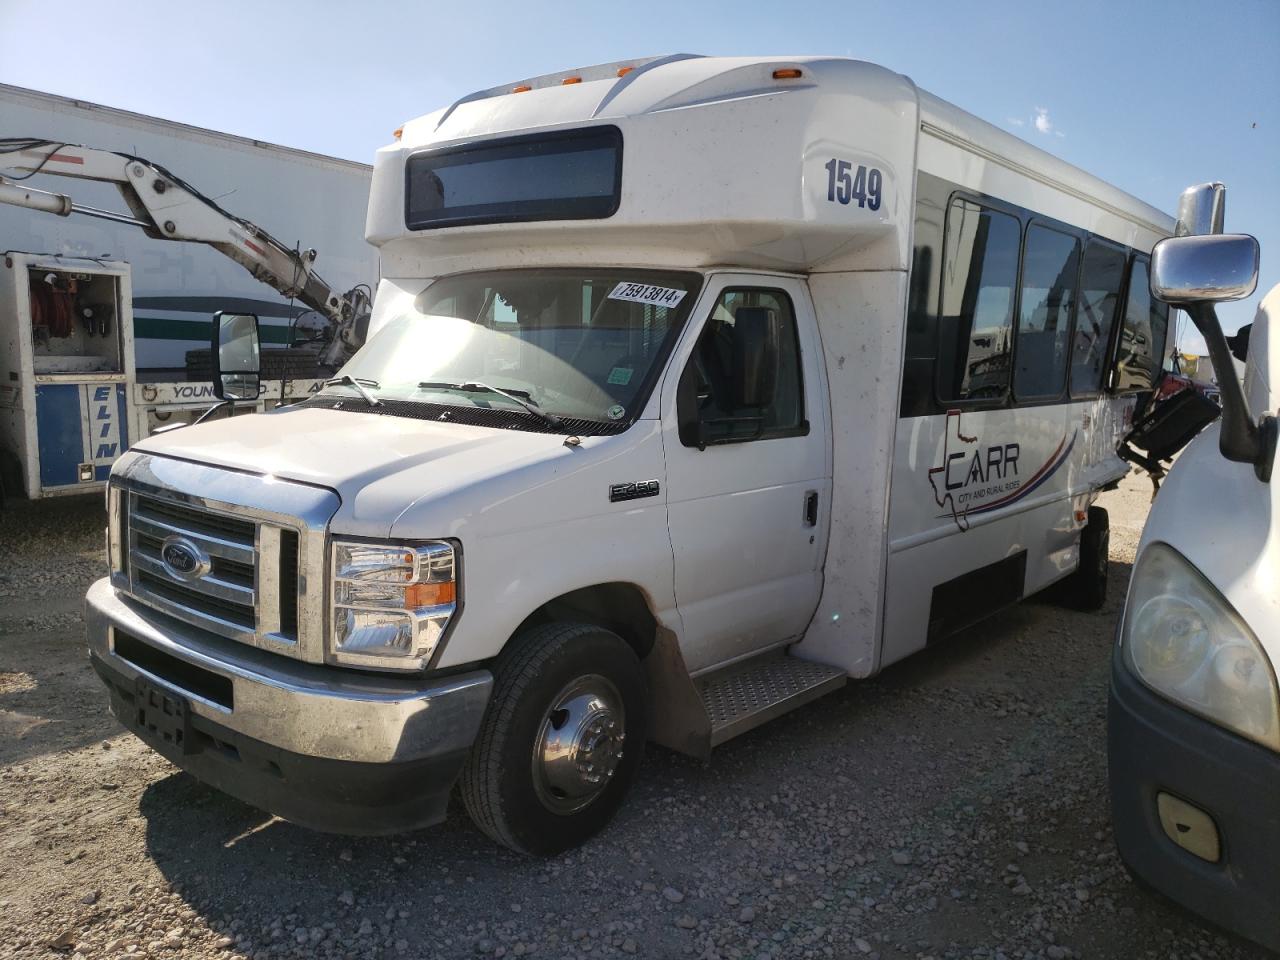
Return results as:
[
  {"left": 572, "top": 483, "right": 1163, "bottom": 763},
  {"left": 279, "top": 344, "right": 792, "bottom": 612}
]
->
[{"left": 125, "top": 491, "right": 300, "bottom": 650}]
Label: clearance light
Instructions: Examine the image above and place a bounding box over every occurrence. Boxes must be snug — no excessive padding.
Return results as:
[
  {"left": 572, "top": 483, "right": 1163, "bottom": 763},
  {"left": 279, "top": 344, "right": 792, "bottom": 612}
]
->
[
  {"left": 772, "top": 68, "right": 803, "bottom": 80},
  {"left": 512, "top": 85, "right": 532, "bottom": 93},
  {"left": 562, "top": 76, "right": 582, "bottom": 85},
  {"left": 393, "top": 127, "right": 403, "bottom": 140},
  {"left": 617, "top": 66, "right": 635, "bottom": 77}
]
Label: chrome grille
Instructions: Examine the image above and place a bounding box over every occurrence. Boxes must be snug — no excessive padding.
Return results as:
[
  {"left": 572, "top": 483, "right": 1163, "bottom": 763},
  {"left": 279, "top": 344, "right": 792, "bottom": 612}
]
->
[
  {"left": 127, "top": 492, "right": 259, "bottom": 640},
  {"left": 110, "top": 454, "right": 339, "bottom": 665}
]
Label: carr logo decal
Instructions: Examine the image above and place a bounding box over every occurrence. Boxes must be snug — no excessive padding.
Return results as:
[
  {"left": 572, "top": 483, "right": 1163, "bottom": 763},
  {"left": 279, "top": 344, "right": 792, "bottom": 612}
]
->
[{"left": 928, "top": 410, "right": 1075, "bottom": 533}]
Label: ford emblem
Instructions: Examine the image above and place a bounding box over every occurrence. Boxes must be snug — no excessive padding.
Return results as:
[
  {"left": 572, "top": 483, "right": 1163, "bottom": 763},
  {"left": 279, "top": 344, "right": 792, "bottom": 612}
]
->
[{"left": 160, "top": 536, "right": 210, "bottom": 582}]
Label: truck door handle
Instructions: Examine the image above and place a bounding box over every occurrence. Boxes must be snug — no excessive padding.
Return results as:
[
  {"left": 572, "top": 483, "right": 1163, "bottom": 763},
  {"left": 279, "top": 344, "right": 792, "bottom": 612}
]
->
[{"left": 804, "top": 490, "right": 819, "bottom": 527}]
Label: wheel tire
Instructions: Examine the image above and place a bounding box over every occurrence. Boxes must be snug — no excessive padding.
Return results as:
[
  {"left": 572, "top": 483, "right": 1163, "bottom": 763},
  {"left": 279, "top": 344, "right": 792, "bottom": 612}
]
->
[
  {"left": 1064, "top": 506, "right": 1110, "bottom": 611},
  {"left": 460, "top": 622, "right": 646, "bottom": 855}
]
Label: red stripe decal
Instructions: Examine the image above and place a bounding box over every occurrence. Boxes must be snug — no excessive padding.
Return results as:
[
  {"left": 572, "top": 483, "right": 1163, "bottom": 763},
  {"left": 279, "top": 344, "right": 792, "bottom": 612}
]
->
[
  {"left": 22, "top": 149, "right": 84, "bottom": 165},
  {"left": 243, "top": 239, "right": 267, "bottom": 257}
]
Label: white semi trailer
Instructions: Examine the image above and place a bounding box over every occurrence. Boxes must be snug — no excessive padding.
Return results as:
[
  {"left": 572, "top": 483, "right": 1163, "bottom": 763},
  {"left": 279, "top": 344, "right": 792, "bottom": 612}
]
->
[{"left": 0, "top": 84, "right": 376, "bottom": 500}]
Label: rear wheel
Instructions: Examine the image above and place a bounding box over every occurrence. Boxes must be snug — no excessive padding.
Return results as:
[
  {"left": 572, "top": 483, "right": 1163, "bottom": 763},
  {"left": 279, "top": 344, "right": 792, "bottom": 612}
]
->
[
  {"left": 460, "top": 622, "right": 646, "bottom": 855},
  {"left": 1062, "top": 506, "right": 1110, "bottom": 611}
]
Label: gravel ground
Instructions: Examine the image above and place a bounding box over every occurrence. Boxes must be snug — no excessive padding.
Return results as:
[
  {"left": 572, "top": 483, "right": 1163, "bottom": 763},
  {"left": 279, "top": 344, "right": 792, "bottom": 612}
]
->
[{"left": 0, "top": 472, "right": 1270, "bottom": 960}]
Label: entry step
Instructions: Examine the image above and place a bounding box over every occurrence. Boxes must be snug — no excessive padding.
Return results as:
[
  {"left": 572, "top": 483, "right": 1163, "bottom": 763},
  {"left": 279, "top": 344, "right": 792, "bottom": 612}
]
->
[{"left": 697, "top": 653, "right": 846, "bottom": 747}]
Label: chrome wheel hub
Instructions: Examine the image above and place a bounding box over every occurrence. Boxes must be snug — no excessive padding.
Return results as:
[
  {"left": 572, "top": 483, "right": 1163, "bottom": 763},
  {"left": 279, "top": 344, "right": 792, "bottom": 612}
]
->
[{"left": 532, "top": 675, "right": 625, "bottom": 814}]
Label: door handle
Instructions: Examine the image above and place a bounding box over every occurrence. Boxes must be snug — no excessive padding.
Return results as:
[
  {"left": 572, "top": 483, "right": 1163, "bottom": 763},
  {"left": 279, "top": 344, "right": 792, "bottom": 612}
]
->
[{"left": 804, "top": 490, "right": 819, "bottom": 527}]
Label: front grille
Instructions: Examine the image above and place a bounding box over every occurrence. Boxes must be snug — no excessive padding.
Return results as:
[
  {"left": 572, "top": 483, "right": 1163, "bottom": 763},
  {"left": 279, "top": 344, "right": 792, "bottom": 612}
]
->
[{"left": 124, "top": 492, "right": 302, "bottom": 652}]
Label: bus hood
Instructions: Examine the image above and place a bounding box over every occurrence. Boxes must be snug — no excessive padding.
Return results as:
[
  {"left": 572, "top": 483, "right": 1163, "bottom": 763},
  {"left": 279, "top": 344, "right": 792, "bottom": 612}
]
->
[{"left": 132, "top": 405, "right": 602, "bottom": 538}]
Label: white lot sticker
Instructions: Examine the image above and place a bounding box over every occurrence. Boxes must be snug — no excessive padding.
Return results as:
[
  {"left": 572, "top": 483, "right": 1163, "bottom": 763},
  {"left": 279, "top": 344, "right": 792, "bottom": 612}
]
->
[{"left": 607, "top": 282, "right": 687, "bottom": 308}]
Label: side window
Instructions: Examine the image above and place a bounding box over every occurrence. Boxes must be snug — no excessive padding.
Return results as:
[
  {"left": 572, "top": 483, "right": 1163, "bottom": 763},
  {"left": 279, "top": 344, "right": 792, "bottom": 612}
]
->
[
  {"left": 937, "top": 198, "right": 1021, "bottom": 403},
  {"left": 680, "top": 288, "right": 804, "bottom": 446},
  {"left": 1015, "top": 225, "right": 1080, "bottom": 399},
  {"left": 1114, "top": 257, "right": 1170, "bottom": 392},
  {"left": 1070, "top": 241, "right": 1127, "bottom": 396}
]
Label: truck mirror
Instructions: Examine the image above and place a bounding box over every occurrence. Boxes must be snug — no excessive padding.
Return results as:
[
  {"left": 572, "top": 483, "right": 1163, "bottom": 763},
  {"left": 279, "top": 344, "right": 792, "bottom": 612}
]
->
[
  {"left": 1174, "top": 182, "right": 1227, "bottom": 237},
  {"left": 211, "top": 311, "right": 261, "bottom": 401},
  {"left": 1150, "top": 234, "right": 1259, "bottom": 305},
  {"left": 731, "top": 307, "right": 780, "bottom": 409}
]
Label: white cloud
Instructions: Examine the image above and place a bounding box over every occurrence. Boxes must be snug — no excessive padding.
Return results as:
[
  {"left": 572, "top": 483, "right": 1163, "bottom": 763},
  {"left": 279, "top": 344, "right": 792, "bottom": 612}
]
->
[{"left": 1033, "top": 107, "right": 1053, "bottom": 134}]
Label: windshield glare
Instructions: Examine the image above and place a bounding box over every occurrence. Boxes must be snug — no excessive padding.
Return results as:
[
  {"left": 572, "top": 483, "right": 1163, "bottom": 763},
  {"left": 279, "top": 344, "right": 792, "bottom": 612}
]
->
[{"left": 334, "top": 269, "right": 702, "bottom": 424}]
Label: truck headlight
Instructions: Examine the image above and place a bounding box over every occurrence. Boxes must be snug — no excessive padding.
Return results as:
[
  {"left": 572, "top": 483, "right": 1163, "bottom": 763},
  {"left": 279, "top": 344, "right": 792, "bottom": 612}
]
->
[
  {"left": 1121, "top": 542, "right": 1280, "bottom": 751},
  {"left": 330, "top": 540, "right": 458, "bottom": 670}
]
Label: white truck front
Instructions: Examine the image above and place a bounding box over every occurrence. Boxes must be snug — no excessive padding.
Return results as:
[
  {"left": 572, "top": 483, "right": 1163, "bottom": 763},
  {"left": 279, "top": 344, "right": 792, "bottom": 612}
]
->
[
  {"left": 84, "top": 56, "right": 917, "bottom": 853},
  {"left": 1108, "top": 186, "right": 1279, "bottom": 952}
]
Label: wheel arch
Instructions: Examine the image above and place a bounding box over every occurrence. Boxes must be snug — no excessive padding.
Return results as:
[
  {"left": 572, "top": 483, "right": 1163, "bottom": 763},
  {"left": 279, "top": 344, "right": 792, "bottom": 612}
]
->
[{"left": 510, "top": 581, "right": 660, "bottom": 660}]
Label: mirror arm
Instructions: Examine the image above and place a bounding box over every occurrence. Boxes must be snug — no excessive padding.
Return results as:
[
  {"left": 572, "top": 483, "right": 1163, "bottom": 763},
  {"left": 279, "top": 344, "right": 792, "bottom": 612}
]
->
[
  {"left": 1186, "top": 303, "right": 1275, "bottom": 481},
  {"left": 193, "top": 398, "right": 234, "bottom": 426}
]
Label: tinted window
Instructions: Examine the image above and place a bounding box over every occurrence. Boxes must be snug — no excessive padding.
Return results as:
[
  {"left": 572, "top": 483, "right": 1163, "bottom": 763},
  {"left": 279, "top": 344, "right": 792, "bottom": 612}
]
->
[
  {"left": 682, "top": 289, "right": 804, "bottom": 445},
  {"left": 405, "top": 126, "right": 621, "bottom": 229},
  {"left": 1114, "top": 258, "right": 1170, "bottom": 392},
  {"left": 937, "top": 199, "right": 1021, "bottom": 402},
  {"left": 1070, "top": 242, "right": 1127, "bottom": 395},
  {"left": 1015, "top": 225, "right": 1079, "bottom": 398}
]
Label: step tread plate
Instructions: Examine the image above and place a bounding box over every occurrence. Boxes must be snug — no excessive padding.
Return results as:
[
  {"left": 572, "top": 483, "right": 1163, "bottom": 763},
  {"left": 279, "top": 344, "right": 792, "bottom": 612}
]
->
[{"left": 698, "top": 654, "right": 846, "bottom": 747}]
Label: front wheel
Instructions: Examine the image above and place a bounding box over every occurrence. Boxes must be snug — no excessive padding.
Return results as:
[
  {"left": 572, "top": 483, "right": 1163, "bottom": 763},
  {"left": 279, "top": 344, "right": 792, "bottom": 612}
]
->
[{"left": 459, "top": 622, "right": 646, "bottom": 855}]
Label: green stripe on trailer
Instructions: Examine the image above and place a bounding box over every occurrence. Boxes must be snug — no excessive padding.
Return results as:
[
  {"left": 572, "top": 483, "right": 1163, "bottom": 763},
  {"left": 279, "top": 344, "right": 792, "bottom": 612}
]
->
[{"left": 133, "top": 316, "right": 294, "bottom": 344}]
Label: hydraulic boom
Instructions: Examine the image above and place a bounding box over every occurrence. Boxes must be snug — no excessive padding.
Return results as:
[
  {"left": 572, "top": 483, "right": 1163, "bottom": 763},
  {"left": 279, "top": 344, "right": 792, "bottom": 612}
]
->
[{"left": 0, "top": 138, "right": 369, "bottom": 369}]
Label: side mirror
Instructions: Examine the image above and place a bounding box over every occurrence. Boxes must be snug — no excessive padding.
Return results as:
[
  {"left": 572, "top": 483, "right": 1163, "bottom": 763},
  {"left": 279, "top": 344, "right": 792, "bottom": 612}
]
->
[
  {"left": 1174, "top": 182, "right": 1227, "bottom": 237},
  {"left": 731, "top": 307, "right": 780, "bottom": 408},
  {"left": 211, "top": 311, "right": 261, "bottom": 401},
  {"left": 1151, "top": 234, "right": 1260, "bottom": 304}
]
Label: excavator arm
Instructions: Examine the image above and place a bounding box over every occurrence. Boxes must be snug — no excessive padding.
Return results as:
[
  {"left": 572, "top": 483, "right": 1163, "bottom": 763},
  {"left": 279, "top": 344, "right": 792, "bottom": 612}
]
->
[{"left": 0, "top": 138, "right": 369, "bottom": 369}]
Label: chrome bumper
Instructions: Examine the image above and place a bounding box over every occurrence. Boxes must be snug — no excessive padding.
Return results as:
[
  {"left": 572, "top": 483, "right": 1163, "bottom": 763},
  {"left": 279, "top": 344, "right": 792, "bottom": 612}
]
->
[{"left": 85, "top": 577, "right": 492, "bottom": 765}]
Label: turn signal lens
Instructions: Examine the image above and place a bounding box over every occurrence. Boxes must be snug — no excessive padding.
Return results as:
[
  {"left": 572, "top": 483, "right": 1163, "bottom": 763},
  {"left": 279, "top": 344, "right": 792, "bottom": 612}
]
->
[
  {"left": 512, "top": 85, "right": 532, "bottom": 93},
  {"left": 617, "top": 66, "right": 634, "bottom": 77},
  {"left": 562, "top": 76, "right": 582, "bottom": 85},
  {"left": 406, "top": 580, "right": 456, "bottom": 608},
  {"left": 772, "top": 68, "right": 803, "bottom": 80}
]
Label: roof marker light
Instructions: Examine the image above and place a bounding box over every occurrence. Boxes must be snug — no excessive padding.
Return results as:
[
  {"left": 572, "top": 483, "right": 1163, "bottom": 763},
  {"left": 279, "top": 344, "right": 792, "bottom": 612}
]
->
[
  {"left": 512, "top": 85, "right": 532, "bottom": 93},
  {"left": 617, "top": 66, "right": 634, "bottom": 77},
  {"left": 772, "top": 68, "right": 803, "bottom": 80},
  {"left": 392, "top": 127, "right": 403, "bottom": 140},
  {"left": 562, "top": 76, "right": 582, "bottom": 85}
]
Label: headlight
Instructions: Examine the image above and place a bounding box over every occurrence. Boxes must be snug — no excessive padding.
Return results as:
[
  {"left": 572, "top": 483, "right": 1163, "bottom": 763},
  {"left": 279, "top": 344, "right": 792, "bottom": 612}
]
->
[
  {"left": 330, "top": 540, "right": 458, "bottom": 670},
  {"left": 1122, "top": 542, "right": 1280, "bottom": 751}
]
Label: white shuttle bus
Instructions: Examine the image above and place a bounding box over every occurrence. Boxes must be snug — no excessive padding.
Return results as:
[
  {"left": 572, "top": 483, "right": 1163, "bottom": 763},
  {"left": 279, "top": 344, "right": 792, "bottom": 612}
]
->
[{"left": 86, "top": 55, "right": 1176, "bottom": 853}]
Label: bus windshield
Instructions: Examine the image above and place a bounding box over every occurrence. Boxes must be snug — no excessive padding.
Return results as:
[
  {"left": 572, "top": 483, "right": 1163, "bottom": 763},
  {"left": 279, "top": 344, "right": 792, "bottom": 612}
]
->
[{"left": 332, "top": 269, "right": 702, "bottom": 425}]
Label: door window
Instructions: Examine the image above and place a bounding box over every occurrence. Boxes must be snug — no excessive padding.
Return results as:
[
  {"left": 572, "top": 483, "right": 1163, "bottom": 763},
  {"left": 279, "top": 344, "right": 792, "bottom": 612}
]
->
[
  {"left": 679, "top": 288, "right": 804, "bottom": 446},
  {"left": 1070, "top": 241, "right": 1127, "bottom": 396},
  {"left": 1015, "top": 225, "right": 1080, "bottom": 399}
]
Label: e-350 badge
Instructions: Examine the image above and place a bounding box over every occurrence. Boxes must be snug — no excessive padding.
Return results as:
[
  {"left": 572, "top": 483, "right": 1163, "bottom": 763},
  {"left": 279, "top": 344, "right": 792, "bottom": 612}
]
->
[{"left": 609, "top": 480, "right": 660, "bottom": 503}]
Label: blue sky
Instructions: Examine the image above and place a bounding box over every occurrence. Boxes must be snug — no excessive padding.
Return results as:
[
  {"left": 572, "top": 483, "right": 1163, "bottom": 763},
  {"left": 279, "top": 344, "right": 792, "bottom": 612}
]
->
[{"left": 2, "top": 0, "right": 1277, "bottom": 353}]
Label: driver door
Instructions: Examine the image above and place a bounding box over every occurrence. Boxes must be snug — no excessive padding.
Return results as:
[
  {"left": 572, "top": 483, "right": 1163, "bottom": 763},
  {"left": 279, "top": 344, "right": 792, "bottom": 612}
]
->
[{"left": 661, "top": 275, "right": 831, "bottom": 674}]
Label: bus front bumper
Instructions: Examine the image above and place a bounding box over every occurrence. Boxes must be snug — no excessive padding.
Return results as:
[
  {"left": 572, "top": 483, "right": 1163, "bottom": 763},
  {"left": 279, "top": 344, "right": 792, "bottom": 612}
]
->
[
  {"left": 85, "top": 577, "right": 492, "bottom": 835},
  {"left": 1107, "top": 648, "right": 1280, "bottom": 952}
]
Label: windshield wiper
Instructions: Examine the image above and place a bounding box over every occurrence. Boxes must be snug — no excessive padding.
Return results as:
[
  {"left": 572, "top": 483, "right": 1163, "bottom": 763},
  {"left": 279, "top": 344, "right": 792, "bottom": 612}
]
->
[
  {"left": 417, "top": 380, "right": 565, "bottom": 430},
  {"left": 323, "top": 375, "right": 382, "bottom": 407}
]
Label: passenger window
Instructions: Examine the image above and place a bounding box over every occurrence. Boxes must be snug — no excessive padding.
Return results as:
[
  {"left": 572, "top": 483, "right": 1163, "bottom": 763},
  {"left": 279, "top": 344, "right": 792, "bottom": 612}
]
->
[
  {"left": 1070, "top": 242, "right": 1127, "bottom": 396},
  {"left": 1015, "top": 225, "right": 1080, "bottom": 399},
  {"left": 1114, "top": 258, "right": 1170, "bottom": 392},
  {"left": 937, "top": 199, "right": 1021, "bottom": 402},
  {"left": 679, "top": 288, "right": 804, "bottom": 446}
]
